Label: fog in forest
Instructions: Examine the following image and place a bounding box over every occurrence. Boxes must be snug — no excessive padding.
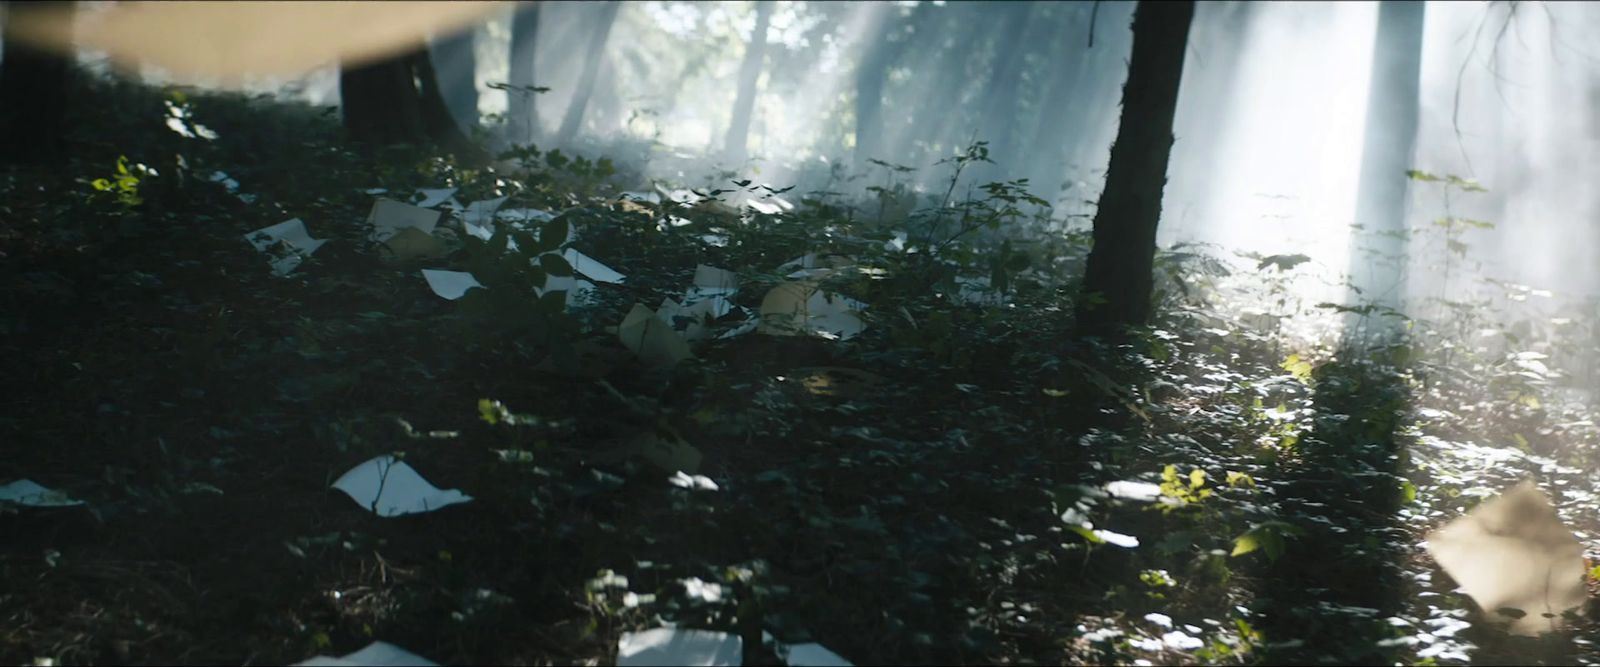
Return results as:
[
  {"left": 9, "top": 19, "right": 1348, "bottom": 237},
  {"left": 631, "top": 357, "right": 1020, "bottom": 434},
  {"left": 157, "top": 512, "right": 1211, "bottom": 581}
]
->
[
  {"left": 14, "top": 3, "right": 1600, "bottom": 663},
  {"left": 94, "top": 1, "right": 1587, "bottom": 320}
]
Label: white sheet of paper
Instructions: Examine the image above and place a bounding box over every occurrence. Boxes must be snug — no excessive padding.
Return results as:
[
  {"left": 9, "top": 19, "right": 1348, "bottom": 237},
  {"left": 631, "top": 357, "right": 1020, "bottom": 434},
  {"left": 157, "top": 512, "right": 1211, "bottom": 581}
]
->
[
  {"left": 331, "top": 456, "right": 472, "bottom": 517},
  {"left": 619, "top": 303, "right": 692, "bottom": 367},
  {"left": 293, "top": 641, "right": 438, "bottom": 667},
  {"left": 0, "top": 479, "right": 84, "bottom": 507},
  {"left": 460, "top": 196, "right": 508, "bottom": 239},
  {"left": 209, "top": 170, "right": 240, "bottom": 192},
  {"left": 244, "top": 218, "right": 327, "bottom": 276},
  {"left": 617, "top": 628, "right": 741, "bottom": 667},
  {"left": 368, "top": 198, "right": 440, "bottom": 242},
  {"left": 563, "top": 248, "right": 625, "bottom": 284},
  {"left": 420, "top": 270, "right": 485, "bottom": 301},
  {"left": 758, "top": 282, "right": 866, "bottom": 341},
  {"left": 693, "top": 265, "right": 739, "bottom": 291},
  {"left": 1425, "top": 480, "right": 1587, "bottom": 635},
  {"left": 619, "top": 190, "right": 662, "bottom": 204},
  {"left": 245, "top": 218, "right": 327, "bottom": 254},
  {"left": 536, "top": 274, "right": 598, "bottom": 308},
  {"left": 784, "top": 643, "right": 852, "bottom": 667},
  {"left": 497, "top": 208, "right": 558, "bottom": 226},
  {"left": 413, "top": 188, "right": 458, "bottom": 209}
]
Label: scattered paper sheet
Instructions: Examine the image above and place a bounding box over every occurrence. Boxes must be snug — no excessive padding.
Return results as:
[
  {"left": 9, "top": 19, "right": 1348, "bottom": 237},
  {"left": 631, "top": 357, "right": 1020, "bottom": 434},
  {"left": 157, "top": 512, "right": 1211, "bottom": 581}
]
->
[
  {"left": 331, "top": 455, "right": 472, "bottom": 517},
  {"left": 536, "top": 274, "right": 598, "bottom": 308},
  {"left": 778, "top": 254, "right": 853, "bottom": 280},
  {"left": 496, "top": 208, "right": 558, "bottom": 227},
  {"left": 745, "top": 199, "right": 783, "bottom": 215},
  {"left": 460, "top": 197, "right": 509, "bottom": 239},
  {"left": 0, "top": 479, "right": 84, "bottom": 507},
  {"left": 619, "top": 190, "right": 662, "bottom": 204},
  {"left": 381, "top": 227, "right": 448, "bottom": 262},
  {"left": 293, "top": 641, "right": 438, "bottom": 667},
  {"left": 420, "top": 269, "right": 485, "bottom": 301},
  {"left": 367, "top": 198, "right": 440, "bottom": 243},
  {"left": 657, "top": 297, "right": 724, "bottom": 342},
  {"left": 1425, "top": 480, "right": 1586, "bottom": 635},
  {"left": 758, "top": 282, "right": 866, "bottom": 341},
  {"left": 412, "top": 187, "right": 458, "bottom": 209},
  {"left": 954, "top": 277, "right": 1002, "bottom": 306},
  {"left": 617, "top": 628, "right": 741, "bottom": 667},
  {"left": 619, "top": 303, "right": 693, "bottom": 368},
  {"left": 783, "top": 643, "right": 853, "bottom": 667},
  {"left": 209, "top": 170, "right": 240, "bottom": 192},
  {"left": 563, "top": 248, "right": 626, "bottom": 284},
  {"left": 244, "top": 218, "right": 327, "bottom": 276}
]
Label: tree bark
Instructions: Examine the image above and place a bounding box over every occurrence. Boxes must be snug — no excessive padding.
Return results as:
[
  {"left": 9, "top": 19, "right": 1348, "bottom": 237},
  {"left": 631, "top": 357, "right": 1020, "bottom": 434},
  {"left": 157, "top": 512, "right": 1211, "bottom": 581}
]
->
[
  {"left": 555, "top": 1, "right": 621, "bottom": 146},
  {"left": 1345, "top": 1, "right": 1425, "bottom": 330},
  {"left": 507, "top": 1, "right": 542, "bottom": 145},
  {"left": 1075, "top": 0, "right": 1195, "bottom": 339},
  {"left": 339, "top": 47, "right": 486, "bottom": 163},
  {"left": 429, "top": 25, "right": 480, "bottom": 133},
  {"left": 724, "top": 0, "right": 773, "bottom": 165},
  {"left": 0, "top": 0, "right": 73, "bottom": 164}
]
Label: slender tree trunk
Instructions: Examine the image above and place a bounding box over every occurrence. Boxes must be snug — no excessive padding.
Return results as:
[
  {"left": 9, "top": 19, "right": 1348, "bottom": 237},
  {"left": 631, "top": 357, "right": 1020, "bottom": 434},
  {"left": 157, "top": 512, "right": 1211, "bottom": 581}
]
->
[
  {"left": 852, "top": 2, "right": 897, "bottom": 171},
  {"left": 429, "top": 26, "right": 480, "bottom": 133},
  {"left": 555, "top": 1, "right": 622, "bottom": 146},
  {"left": 725, "top": 0, "right": 773, "bottom": 165},
  {"left": 1346, "top": 1, "right": 1425, "bottom": 331},
  {"left": 507, "top": 1, "right": 542, "bottom": 145},
  {"left": 339, "top": 47, "right": 486, "bottom": 163},
  {"left": 0, "top": 0, "right": 73, "bottom": 164},
  {"left": 1075, "top": 0, "right": 1195, "bottom": 338}
]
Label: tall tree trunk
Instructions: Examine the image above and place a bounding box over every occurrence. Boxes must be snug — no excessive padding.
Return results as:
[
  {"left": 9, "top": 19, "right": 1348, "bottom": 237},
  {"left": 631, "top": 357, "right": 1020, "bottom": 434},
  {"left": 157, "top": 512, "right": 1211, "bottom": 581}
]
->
[
  {"left": 429, "top": 26, "right": 480, "bottom": 134},
  {"left": 1346, "top": 1, "right": 1425, "bottom": 332},
  {"left": 507, "top": 1, "right": 542, "bottom": 145},
  {"left": 555, "top": 1, "right": 621, "bottom": 147},
  {"left": 976, "top": 2, "right": 1036, "bottom": 181},
  {"left": 852, "top": 2, "right": 896, "bottom": 172},
  {"left": 1075, "top": 0, "right": 1195, "bottom": 338},
  {"left": 725, "top": 0, "right": 772, "bottom": 165},
  {"left": 340, "top": 47, "right": 486, "bottom": 164},
  {"left": 0, "top": 0, "right": 73, "bottom": 164}
]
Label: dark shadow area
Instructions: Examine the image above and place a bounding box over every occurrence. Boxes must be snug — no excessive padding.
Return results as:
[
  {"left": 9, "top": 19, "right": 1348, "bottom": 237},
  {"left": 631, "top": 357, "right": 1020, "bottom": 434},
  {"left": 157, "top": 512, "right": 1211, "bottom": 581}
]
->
[{"left": 1251, "top": 348, "right": 1415, "bottom": 664}]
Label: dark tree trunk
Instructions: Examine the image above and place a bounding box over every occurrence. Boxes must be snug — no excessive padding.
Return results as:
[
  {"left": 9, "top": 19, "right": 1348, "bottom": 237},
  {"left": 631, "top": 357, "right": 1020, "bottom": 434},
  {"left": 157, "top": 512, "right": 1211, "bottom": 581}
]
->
[
  {"left": 976, "top": 2, "right": 1036, "bottom": 179},
  {"left": 507, "top": 1, "right": 542, "bottom": 145},
  {"left": 429, "top": 26, "right": 480, "bottom": 133},
  {"left": 724, "top": 0, "right": 773, "bottom": 165},
  {"left": 1075, "top": 0, "right": 1195, "bottom": 338},
  {"left": 852, "top": 2, "right": 897, "bottom": 171},
  {"left": 555, "top": 1, "right": 622, "bottom": 146},
  {"left": 1346, "top": 1, "right": 1425, "bottom": 328},
  {"left": 340, "top": 47, "right": 486, "bottom": 164},
  {"left": 0, "top": 0, "right": 73, "bottom": 164}
]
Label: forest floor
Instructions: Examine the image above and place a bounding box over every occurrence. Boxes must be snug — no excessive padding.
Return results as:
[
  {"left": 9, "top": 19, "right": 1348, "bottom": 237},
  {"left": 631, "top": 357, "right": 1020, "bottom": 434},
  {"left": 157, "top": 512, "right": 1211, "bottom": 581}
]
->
[{"left": 6, "top": 75, "right": 1600, "bottom": 666}]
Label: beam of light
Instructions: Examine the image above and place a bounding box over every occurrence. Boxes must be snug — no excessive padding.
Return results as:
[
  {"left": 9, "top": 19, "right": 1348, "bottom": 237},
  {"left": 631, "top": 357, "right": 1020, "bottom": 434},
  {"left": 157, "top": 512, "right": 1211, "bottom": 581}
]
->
[{"left": 1163, "top": 1, "right": 1378, "bottom": 315}]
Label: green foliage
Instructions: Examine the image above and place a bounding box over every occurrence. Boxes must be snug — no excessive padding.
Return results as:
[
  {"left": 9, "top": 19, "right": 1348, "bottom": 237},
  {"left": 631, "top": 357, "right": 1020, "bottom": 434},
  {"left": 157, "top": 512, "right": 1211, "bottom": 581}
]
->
[
  {"left": 1230, "top": 521, "right": 1302, "bottom": 561},
  {"left": 87, "top": 155, "right": 151, "bottom": 207}
]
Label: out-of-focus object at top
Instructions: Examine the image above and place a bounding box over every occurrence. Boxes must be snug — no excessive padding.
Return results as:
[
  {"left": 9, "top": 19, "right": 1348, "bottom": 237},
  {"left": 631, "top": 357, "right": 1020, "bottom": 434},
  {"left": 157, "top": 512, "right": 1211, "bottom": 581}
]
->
[{"left": 4, "top": 1, "right": 505, "bottom": 83}]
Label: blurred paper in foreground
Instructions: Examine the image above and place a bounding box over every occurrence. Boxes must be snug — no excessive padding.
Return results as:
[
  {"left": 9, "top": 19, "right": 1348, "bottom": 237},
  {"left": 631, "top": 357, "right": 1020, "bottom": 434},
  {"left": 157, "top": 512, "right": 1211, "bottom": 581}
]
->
[
  {"left": 1424, "top": 480, "right": 1587, "bottom": 635},
  {"left": 6, "top": 2, "right": 503, "bottom": 82}
]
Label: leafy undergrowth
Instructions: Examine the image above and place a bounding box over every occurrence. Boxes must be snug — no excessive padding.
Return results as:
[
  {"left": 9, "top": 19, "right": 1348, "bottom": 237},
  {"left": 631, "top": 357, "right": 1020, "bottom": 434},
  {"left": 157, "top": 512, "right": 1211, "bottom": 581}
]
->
[{"left": 5, "top": 73, "right": 1600, "bottom": 667}]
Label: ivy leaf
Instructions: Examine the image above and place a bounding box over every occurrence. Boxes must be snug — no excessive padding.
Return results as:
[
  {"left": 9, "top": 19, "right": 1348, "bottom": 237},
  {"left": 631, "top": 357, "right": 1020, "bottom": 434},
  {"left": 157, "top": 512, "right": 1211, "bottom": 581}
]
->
[{"left": 540, "top": 252, "right": 574, "bottom": 278}]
